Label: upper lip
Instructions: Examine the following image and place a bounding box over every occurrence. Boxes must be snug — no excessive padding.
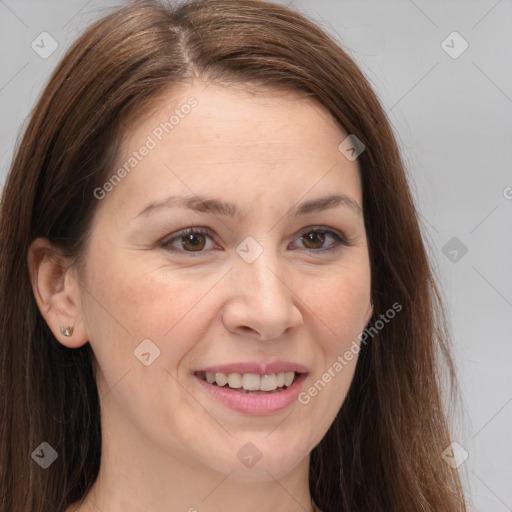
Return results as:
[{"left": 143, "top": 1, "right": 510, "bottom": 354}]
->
[{"left": 195, "top": 361, "right": 308, "bottom": 375}]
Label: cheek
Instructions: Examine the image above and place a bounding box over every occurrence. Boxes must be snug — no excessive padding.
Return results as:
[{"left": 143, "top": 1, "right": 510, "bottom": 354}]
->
[
  {"left": 79, "top": 249, "right": 213, "bottom": 437},
  {"left": 302, "top": 261, "right": 371, "bottom": 346},
  {"left": 83, "top": 241, "right": 196, "bottom": 331},
  {"left": 295, "top": 262, "right": 369, "bottom": 441}
]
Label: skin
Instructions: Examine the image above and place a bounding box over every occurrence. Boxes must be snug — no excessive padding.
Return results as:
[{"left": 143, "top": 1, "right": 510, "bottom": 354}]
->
[{"left": 28, "top": 80, "right": 372, "bottom": 512}]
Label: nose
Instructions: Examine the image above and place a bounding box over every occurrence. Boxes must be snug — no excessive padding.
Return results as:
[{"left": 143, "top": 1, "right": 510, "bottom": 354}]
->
[{"left": 221, "top": 247, "right": 303, "bottom": 341}]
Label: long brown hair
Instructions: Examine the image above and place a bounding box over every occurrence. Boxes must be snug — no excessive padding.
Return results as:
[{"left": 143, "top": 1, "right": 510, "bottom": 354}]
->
[{"left": 0, "top": 1, "right": 467, "bottom": 510}]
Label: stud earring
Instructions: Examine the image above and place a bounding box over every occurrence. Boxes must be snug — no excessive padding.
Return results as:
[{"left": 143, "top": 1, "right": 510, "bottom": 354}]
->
[{"left": 59, "top": 325, "right": 74, "bottom": 337}]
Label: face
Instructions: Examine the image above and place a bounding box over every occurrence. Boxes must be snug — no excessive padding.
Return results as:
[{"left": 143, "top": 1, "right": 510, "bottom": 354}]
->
[{"left": 76, "top": 81, "right": 372, "bottom": 481}]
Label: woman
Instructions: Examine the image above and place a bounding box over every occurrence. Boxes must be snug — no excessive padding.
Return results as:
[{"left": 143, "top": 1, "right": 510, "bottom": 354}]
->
[{"left": 0, "top": 0, "right": 467, "bottom": 511}]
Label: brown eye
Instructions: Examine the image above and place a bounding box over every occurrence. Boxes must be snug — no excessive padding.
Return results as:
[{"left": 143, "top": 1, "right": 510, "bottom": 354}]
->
[
  {"left": 163, "top": 228, "right": 216, "bottom": 254},
  {"left": 181, "top": 232, "right": 207, "bottom": 251},
  {"left": 300, "top": 231, "right": 326, "bottom": 250},
  {"left": 162, "top": 226, "right": 349, "bottom": 256},
  {"left": 291, "top": 227, "right": 350, "bottom": 253}
]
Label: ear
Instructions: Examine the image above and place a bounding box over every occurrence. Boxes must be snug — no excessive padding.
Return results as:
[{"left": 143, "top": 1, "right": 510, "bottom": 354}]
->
[{"left": 27, "top": 237, "right": 89, "bottom": 348}]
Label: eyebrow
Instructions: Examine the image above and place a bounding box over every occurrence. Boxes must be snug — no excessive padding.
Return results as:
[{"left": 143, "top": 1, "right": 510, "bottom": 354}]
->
[{"left": 133, "top": 193, "right": 362, "bottom": 220}]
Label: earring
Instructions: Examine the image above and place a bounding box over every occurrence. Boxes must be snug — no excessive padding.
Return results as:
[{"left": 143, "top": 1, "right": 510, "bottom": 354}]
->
[{"left": 59, "top": 325, "right": 74, "bottom": 337}]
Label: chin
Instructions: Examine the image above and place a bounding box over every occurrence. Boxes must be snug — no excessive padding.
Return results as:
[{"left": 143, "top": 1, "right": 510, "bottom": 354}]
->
[{"left": 203, "top": 435, "right": 310, "bottom": 482}]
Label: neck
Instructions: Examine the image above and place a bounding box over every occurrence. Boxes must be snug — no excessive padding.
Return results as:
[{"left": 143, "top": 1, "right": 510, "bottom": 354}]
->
[
  {"left": 68, "top": 409, "right": 315, "bottom": 512},
  {"left": 72, "top": 463, "right": 315, "bottom": 512}
]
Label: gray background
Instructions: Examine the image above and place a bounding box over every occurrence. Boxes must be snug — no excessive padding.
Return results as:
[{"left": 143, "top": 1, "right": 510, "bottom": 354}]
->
[{"left": 1, "top": 1, "right": 511, "bottom": 510}]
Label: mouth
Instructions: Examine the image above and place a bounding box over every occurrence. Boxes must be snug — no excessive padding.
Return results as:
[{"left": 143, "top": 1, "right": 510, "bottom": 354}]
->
[
  {"left": 195, "top": 370, "right": 301, "bottom": 395},
  {"left": 193, "top": 363, "right": 309, "bottom": 414}
]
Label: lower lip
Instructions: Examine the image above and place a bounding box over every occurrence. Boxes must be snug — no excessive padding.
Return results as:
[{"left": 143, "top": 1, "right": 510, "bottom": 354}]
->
[{"left": 195, "top": 373, "right": 308, "bottom": 415}]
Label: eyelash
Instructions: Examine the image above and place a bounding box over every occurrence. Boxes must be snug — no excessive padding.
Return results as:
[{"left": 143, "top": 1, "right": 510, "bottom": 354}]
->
[{"left": 161, "top": 226, "right": 352, "bottom": 256}]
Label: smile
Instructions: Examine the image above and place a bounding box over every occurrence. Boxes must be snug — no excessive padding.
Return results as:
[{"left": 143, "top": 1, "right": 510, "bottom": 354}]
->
[
  {"left": 193, "top": 363, "right": 308, "bottom": 415},
  {"left": 196, "top": 371, "right": 298, "bottom": 393}
]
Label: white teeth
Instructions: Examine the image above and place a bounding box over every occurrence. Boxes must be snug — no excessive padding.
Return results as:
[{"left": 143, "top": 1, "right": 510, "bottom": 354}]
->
[
  {"left": 227, "top": 373, "right": 242, "bottom": 389},
  {"left": 242, "top": 373, "right": 261, "bottom": 391},
  {"left": 203, "top": 371, "right": 297, "bottom": 391},
  {"left": 215, "top": 372, "right": 228, "bottom": 387},
  {"left": 284, "top": 371, "right": 295, "bottom": 387},
  {"left": 260, "top": 374, "right": 277, "bottom": 391}
]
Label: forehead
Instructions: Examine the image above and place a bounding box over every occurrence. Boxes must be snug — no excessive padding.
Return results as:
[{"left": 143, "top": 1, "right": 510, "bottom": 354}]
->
[
  {"left": 123, "top": 81, "right": 352, "bottom": 158},
  {"left": 100, "top": 81, "right": 363, "bottom": 219}
]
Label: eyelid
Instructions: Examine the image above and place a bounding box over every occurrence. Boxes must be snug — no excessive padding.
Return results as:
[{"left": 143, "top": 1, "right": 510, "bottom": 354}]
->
[{"left": 161, "top": 225, "right": 352, "bottom": 255}]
